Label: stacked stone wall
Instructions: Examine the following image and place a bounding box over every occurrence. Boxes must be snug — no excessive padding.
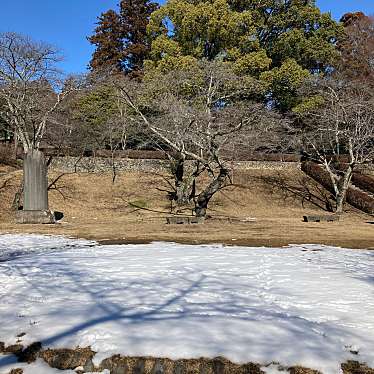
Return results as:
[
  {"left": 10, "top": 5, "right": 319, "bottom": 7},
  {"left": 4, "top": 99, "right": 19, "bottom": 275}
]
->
[{"left": 50, "top": 156, "right": 302, "bottom": 173}]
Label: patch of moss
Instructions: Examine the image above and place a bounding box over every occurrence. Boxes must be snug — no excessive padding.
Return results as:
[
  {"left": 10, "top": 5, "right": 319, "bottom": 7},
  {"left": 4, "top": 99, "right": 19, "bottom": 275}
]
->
[{"left": 128, "top": 199, "right": 148, "bottom": 209}]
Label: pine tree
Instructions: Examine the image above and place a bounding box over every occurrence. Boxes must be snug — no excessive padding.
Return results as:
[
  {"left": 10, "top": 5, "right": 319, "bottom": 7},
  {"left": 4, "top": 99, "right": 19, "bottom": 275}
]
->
[{"left": 88, "top": 10, "right": 124, "bottom": 73}]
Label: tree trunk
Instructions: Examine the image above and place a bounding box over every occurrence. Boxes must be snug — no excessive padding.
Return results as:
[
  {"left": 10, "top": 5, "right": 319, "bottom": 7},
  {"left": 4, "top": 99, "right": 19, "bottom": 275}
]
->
[
  {"left": 23, "top": 149, "right": 49, "bottom": 211},
  {"left": 195, "top": 168, "right": 228, "bottom": 218},
  {"left": 335, "top": 165, "right": 353, "bottom": 214},
  {"left": 11, "top": 180, "right": 24, "bottom": 211},
  {"left": 171, "top": 155, "right": 192, "bottom": 207},
  {"left": 13, "top": 128, "right": 18, "bottom": 161}
]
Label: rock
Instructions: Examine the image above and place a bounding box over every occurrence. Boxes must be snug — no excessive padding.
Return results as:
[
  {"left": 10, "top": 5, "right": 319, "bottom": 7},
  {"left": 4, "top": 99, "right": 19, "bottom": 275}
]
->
[
  {"left": 17, "top": 342, "right": 42, "bottom": 363},
  {"left": 341, "top": 361, "right": 374, "bottom": 374},
  {"left": 288, "top": 366, "right": 321, "bottom": 374},
  {"left": 4, "top": 344, "right": 23, "bottom": 355},
  {"left": 40, "top": 347, "right": 95, "bottom": 370},
  {"left": 53, "top": 211, "right": 64, "bottom": 221}
]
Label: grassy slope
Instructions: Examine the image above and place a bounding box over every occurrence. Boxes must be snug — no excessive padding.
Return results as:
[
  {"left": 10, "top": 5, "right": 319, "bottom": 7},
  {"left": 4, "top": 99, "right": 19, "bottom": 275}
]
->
[{"left": 0, "top": 165, "right": 373, "bottom": 249}]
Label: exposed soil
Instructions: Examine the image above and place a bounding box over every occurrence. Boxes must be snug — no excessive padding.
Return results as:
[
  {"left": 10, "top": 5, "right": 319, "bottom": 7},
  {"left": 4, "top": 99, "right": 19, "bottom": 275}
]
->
[
  {"left": 2, "top": 342, "right": 373, "bottom": 374},
  {"left": 0, "top": 166, "right": 373, "bottom": 249}
]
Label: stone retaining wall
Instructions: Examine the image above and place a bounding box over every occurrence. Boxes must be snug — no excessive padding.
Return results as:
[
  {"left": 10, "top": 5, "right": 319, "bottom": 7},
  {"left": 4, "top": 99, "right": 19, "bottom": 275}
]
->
[{"left": 50, "top": 156, "right": 301, "bottom": 173}]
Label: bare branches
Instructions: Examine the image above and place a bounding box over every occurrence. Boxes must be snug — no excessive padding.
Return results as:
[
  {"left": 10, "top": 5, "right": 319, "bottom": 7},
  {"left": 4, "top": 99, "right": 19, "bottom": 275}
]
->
[
  {"left": 0, "top": 32, "right": 71, "bottom": 153},
  {"left": 295, "top": 77, "right": 374, "bottom": 213},
  {"left": 109, "top": 60, "right": 270, "bottom": 216},
  {"left": 0, "top": 32, "right": 62, "bottom": 85}
]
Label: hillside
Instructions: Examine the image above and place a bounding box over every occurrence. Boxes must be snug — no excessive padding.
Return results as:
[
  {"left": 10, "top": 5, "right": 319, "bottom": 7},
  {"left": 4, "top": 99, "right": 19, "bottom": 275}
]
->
[{"left": 0, "top": 165, "right": 373, "bottom": 249}]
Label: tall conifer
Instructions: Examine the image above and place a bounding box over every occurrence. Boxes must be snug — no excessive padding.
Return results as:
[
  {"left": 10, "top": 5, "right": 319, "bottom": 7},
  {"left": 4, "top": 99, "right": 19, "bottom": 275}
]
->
[
  {"left": 88, "top": 0, "right": 158, "bottom": 76},
  {"left": 88, "top": 10, "right": 124, "bottom": 73}
]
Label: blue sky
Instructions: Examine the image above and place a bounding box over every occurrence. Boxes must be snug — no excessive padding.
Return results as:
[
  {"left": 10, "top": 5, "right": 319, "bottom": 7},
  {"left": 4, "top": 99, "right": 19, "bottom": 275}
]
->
[{"left": 0, "top": 1, "right": 373, "bottom": 74}]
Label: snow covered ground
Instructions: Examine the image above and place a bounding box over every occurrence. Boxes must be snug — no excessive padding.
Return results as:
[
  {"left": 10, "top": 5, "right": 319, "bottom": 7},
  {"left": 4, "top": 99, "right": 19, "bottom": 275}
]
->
[{"left": 0, "top": 234, "right": 373, "bottom": 374}]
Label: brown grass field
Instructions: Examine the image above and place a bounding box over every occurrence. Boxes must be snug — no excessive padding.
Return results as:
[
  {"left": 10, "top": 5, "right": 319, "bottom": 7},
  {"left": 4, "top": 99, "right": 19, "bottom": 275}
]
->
[{"left": 0, "top": 164, "right": 373, "bottom": 249}]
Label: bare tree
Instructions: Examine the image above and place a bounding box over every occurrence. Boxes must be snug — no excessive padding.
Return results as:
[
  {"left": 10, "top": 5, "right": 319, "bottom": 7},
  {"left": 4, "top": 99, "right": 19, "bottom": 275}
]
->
[
  {"left": 0, "top": 32, "right": 72, "bottom": 216},
  {"left": 115, "top": 61, "right": 267, "bottom": 217},
  {"left": 296, "top": 79, "right": 374, "bottom": 213}
]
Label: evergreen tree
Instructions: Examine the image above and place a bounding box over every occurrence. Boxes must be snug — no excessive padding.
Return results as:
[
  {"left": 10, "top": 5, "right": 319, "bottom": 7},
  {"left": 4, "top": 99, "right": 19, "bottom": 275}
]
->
[
  {"left": 120, "top": 0, "right": 158, "bottom": 77},
  {"left": 89, "top": 0, "right": 158, "bottom": 77},
  {"left": 146, "top": 0, "right": 342, "bottom": 109},
  {"left": 338, "top": 12, "right": 374, "bottom": 83},
  {"left": 88, "top": 10, "right": 124, "bottom": 73}
]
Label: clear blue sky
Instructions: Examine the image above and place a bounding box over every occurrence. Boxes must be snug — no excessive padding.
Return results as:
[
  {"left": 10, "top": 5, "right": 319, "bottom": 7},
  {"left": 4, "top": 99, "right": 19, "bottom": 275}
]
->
[{"left": 0, "top": 1, "right": 373, "bottom": 75}]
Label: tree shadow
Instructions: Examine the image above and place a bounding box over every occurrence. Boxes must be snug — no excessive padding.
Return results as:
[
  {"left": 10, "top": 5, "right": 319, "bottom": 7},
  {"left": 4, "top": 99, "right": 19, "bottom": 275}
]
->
[
  {"left": 1, "top": 242, "right": 373, "bottom": 369},
  {"left": 250, "top": 172, "right": 335, "bottom": 212}
]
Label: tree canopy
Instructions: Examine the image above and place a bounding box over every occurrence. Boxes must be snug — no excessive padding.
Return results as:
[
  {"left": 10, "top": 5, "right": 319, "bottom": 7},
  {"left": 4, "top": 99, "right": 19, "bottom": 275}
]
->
[
  {"left": 88, "top": 10, "right": 124, "bottom": 73},
  {"left": 338, "top": 12, "right": 374, "bottom": 83},
  {"left": 88, "top": 0, "right": 158, "bottom": 77},
  {"left": 145, "top": 0, "right": 342, "bottom": 109}
]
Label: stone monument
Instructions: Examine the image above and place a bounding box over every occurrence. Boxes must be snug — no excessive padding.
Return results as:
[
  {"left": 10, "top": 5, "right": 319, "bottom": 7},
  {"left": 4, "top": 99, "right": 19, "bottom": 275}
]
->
[{"left": 16, "top": 150, "right": 56, "bottom": 224}]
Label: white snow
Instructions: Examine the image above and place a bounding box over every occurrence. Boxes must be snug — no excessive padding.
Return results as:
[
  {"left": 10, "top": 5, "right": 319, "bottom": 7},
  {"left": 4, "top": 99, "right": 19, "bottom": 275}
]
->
[
  {"left": 0, "top": 354, "right": 76, "bottom": 374},
  {"left": 0, "top": 234, "right": 373, "bottom": 374}
]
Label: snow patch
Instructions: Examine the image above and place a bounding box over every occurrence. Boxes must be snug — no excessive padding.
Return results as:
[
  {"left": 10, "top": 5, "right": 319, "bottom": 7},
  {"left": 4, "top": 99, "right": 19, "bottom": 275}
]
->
[{"left": 0, "top": 234, "right": 373, "bottom": 374}]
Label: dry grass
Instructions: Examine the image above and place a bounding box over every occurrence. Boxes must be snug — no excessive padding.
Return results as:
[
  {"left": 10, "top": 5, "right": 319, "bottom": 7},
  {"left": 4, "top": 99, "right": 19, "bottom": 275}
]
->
[{"left": 0, "top": 165, "right": 373, "bottom": 249}]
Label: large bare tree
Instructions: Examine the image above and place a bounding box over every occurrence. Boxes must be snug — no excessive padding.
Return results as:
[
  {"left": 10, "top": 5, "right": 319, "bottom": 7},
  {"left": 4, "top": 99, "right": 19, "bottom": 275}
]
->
[
  {"left": 0, "top": 32, "right": 71, "bottom": 218},
  {"left": 115, "top": 61, "right": 268, "bottom": 217},
  {"left": 296, "top": 79, "right": 374, "bottom": 213}
]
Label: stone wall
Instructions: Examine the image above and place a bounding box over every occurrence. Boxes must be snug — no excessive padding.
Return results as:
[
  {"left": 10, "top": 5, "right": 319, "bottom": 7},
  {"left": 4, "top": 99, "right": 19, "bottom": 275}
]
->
[
  {"left": 50, "top": 156, "right": 374, "bottom": 175},
  {"left": 50, "top": 156, "right": 169, "bottom": 173},
  {"left": 50, "top": 156, "right": 302, "bottom": 173}
]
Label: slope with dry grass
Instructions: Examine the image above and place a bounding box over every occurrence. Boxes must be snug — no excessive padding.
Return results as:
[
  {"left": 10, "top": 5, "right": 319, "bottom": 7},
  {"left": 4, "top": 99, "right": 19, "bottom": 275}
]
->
[{"left": 0, "top": 165, "right": 373, "bottom": 249}]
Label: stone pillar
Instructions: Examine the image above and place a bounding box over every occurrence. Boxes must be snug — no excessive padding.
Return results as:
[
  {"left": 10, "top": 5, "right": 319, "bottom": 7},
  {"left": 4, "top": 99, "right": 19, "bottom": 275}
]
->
[
  {"left": 23, "top": 150, "right": 49, "bottom": 211},
  {"left": 16, "top": 149, "right": 55, "bottom": 224}
]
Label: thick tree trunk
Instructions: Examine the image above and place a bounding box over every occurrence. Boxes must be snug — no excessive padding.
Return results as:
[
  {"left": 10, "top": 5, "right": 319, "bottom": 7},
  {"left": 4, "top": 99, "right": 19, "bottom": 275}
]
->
[
  {"left": 195, "top": 168, "right": 228, "bottom": 218},
  {"left": 23, "top": 149, "right": 49, "bottom": 211},
  {"left": 174, "top": 157, "right": 186, "bottom": 206},
  {"left": 171, "top": 155, "right": 192, "bottom": 208},
  {"left": 335, "top": 166, "right": 353, "bottom": 214}
]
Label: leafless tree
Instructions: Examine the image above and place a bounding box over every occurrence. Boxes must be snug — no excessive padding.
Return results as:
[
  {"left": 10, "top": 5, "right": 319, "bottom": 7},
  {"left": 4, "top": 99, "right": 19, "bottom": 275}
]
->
[
  {"left": 0, "top": 32, "right": 67, "bottom": 151},
  {"left": 115, "top": 61, "right": 269, "bottom": 217},
  {"left": 296, "top": 79, "right": 374, "bottom": 213},
  {"left": 0, "top": 32, "right": 75, "bottom": 212}
]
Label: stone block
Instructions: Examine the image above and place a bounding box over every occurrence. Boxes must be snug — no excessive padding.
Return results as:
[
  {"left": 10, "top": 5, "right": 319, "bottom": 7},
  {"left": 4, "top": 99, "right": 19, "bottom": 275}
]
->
[
  {"left": 166, "top": 216, "right": 205, "bottom": 224},
  {"left": 16, "top": 210, "right": 56, "bottom": 224},
  {"left": 303, "top": 215, "right": 340, "bottom": 222}
]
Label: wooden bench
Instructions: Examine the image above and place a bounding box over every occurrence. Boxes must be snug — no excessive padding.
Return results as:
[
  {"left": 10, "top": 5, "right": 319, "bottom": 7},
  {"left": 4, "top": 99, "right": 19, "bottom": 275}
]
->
[
  {"left": 166, "top": 216, "right": 205, "bottom": 224},
  {"left": 303, "top": 215, "right": 340, "bottom": 222}
]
